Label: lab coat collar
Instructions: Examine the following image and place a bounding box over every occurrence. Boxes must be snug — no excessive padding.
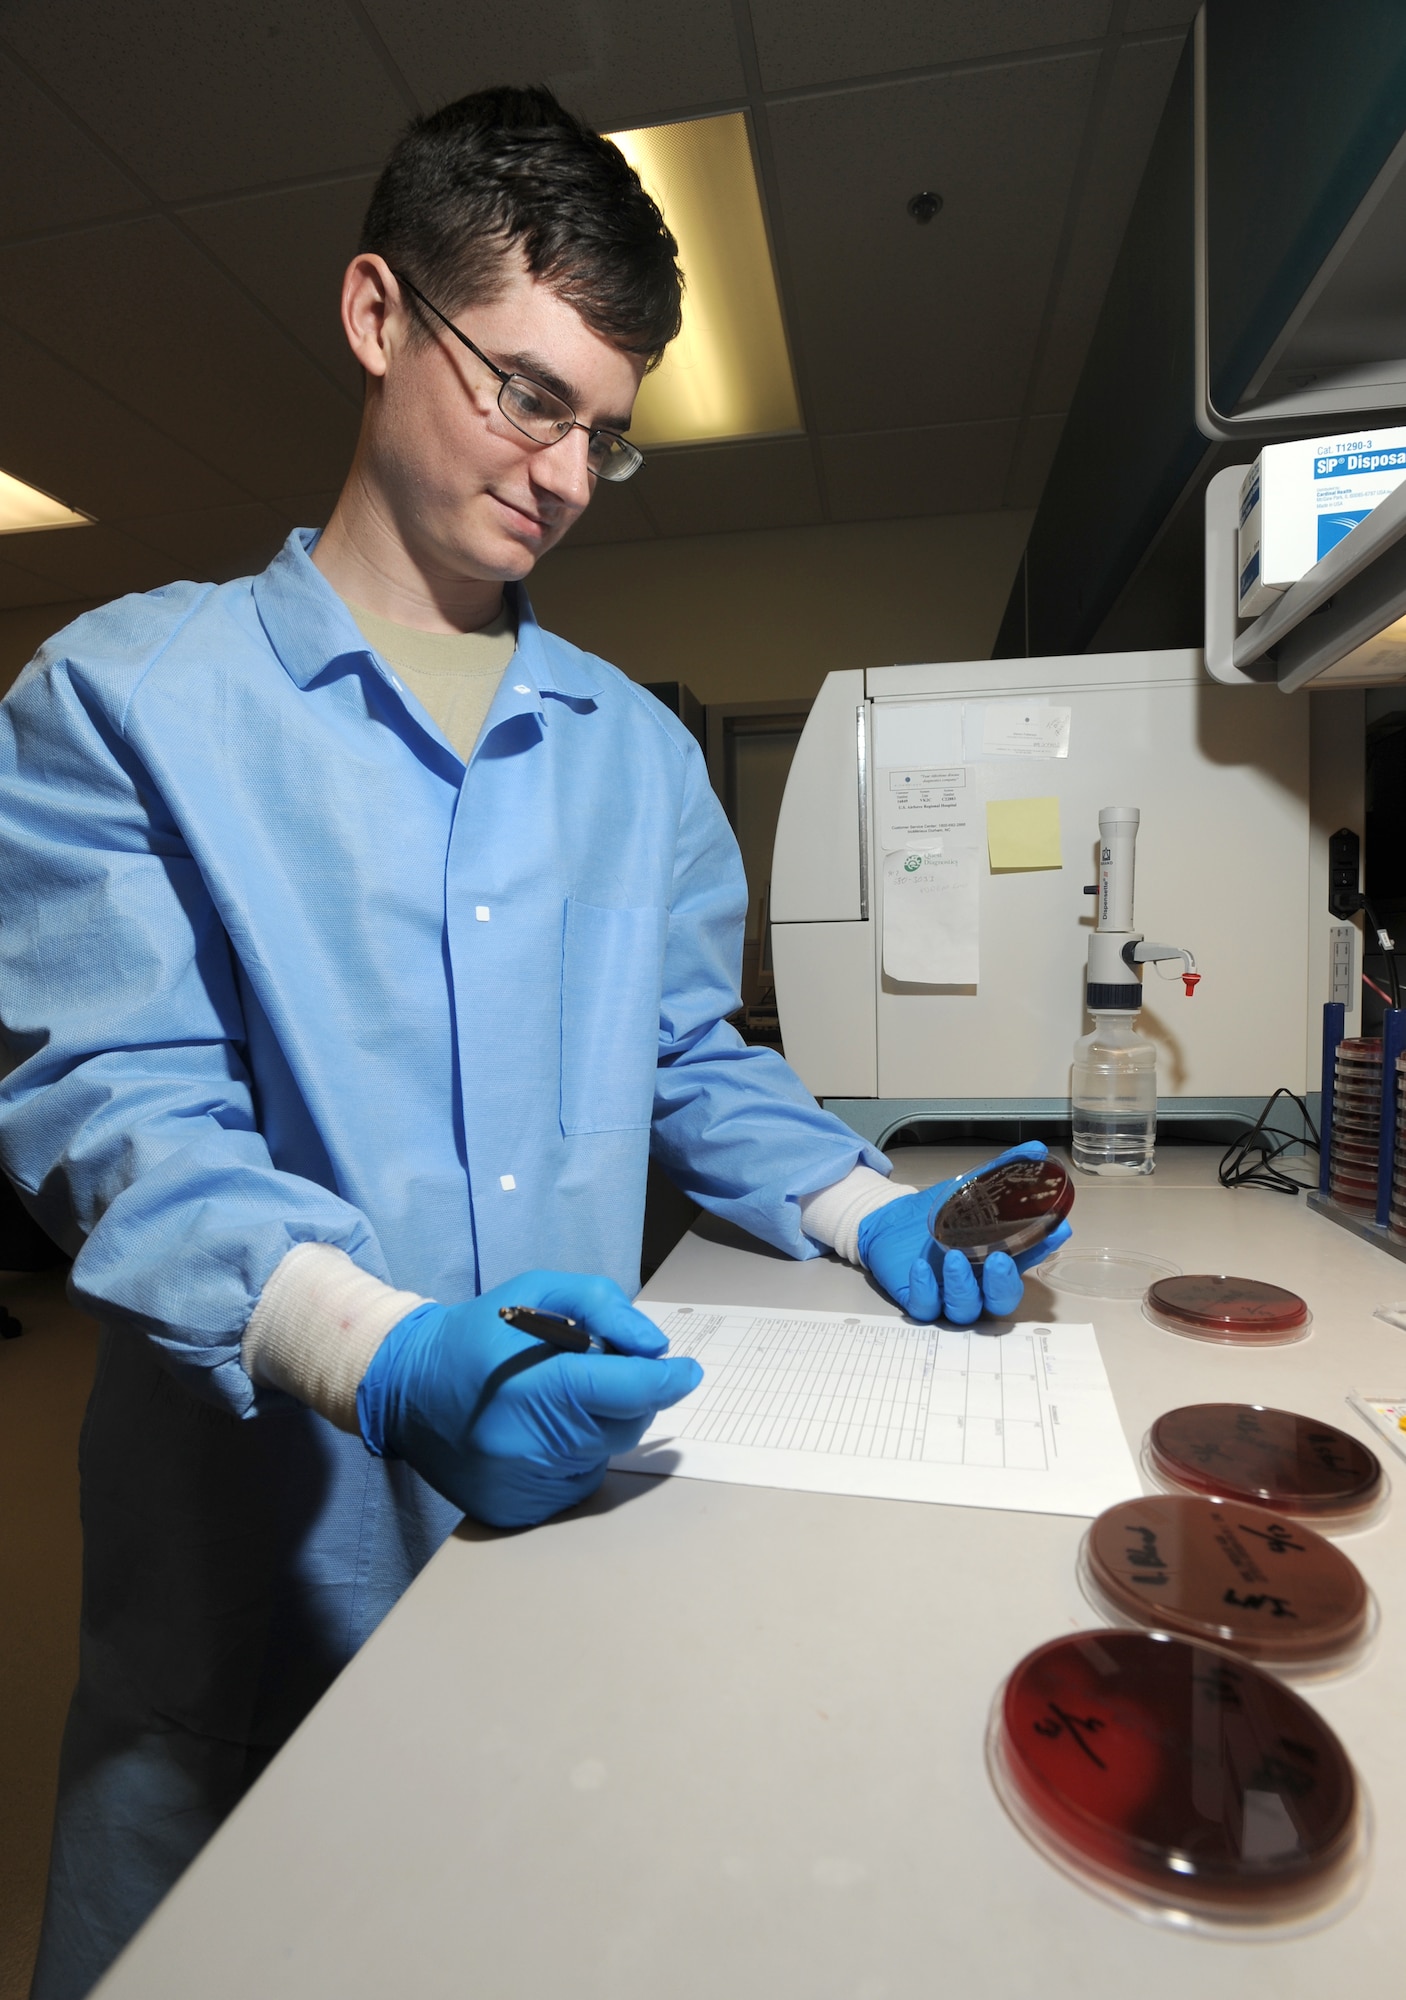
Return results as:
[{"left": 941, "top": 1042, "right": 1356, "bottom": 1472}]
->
[{"left": 253, "top": 528, "right": 604, "bottom": 705}]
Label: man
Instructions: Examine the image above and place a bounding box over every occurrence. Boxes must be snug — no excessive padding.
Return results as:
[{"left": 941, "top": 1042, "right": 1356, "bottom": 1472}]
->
[{"left": 0, "top": 88, "right": 1066, "bottom": 1998}]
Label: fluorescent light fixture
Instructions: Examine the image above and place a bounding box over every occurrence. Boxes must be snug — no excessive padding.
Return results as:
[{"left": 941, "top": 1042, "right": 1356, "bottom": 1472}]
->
[
  {"left": 609, "top": 112, "right": 802, "bottom": 449},
  {"left": 0, "top": 468, "right": 92, "bottom": 534}
]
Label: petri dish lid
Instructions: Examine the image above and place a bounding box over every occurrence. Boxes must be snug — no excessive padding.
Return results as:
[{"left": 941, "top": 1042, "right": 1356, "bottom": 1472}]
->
[
  {"left": 1037, "top": 1246, "right": 1180, "bottom": 1300},
  {"left": 989, "top": 1629, "right": 1363, "bottom": 1931},
  {"left": 929, "top": 1155, "right": 1074, "bottom": 1265},
  {"left": 1147, "top": 1404, "right": 1384, "bottom": 1524},
  {"left": 1337, "top": 1037, "right": 1381, "bottom": 1057},
  {"left": 1143, "top": 1274, "right": 1310, "bottom": 1344},
  {"left": 1081, "top": 1494, "right": 1372, "bottom": 1673}
]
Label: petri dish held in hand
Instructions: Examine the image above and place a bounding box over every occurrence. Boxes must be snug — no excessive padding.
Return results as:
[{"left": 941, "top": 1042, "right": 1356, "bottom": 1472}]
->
[
  {"left": 987, "top": 1629, "right": 1367, "bottom": 1933},
  {"left": 1146, "top": 1404, "right": 1386, "bottom": 1532},
  {"left": 930, "top": 1156, "right": 1074, "bottom": 1266},
  {"left": 1142, "top": 1273, "right": 1311, "bottom": 1345},
  {"left": 1079, "top": 1494, "right": 1374, "bottom": 1678}
]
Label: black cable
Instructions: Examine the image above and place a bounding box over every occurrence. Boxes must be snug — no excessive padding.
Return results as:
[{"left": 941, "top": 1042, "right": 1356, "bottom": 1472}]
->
[{"left": 1218, "top": 1087, "right": 1321, "bottom": 1196}]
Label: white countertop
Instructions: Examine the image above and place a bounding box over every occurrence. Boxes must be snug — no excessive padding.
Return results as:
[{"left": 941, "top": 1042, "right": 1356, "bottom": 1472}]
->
[{"left": 96, "top": 1152, "right": 1406, "bottom": 1997}]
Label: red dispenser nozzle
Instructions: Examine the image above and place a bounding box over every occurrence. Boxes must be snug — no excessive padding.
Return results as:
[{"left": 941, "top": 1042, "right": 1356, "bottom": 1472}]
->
[{"left": 1182, "top": 972, "right": 1201, "bottom": 997}]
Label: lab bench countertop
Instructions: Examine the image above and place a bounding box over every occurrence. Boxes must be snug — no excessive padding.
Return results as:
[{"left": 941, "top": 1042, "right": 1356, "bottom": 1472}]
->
[{"left": 94, "top": 1151, "right": 1404, "bottom": 1998}]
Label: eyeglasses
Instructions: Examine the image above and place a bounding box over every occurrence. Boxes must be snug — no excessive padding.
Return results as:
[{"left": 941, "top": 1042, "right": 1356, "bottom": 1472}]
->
[{"left": 392, "top": 271, "right": 645, "bottom": 483}]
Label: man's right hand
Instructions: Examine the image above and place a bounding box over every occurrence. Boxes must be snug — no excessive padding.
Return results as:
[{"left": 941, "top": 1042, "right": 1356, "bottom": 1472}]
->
[{"left": 355, "top": 1271, "right": 702, "bottom": 1528}]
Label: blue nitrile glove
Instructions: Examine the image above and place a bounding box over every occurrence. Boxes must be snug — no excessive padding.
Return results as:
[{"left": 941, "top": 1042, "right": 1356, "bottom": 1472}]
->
[
  {"left": 357, "top": 1271, "right": 703, "bottom": 1529},
  {"left": 856, "top": 1141, "right": 1073, "bottom": 1326}
]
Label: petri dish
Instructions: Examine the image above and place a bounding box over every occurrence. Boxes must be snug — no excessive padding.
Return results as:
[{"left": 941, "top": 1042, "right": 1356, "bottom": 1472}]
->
[
  {"left": 1146, "top": 1404, "right": 1386, "bottom": 1531},
  {"left": 1036, "top": 1246, "right": 1179, "bottom": 1300},
  {"left": 987, "top": 1629, "right": 1367, "bottom": 1934},
  {"left": 1079, "top": 1494, "right": 1374, "bottom": 1677},
  {"left": 929, "top": 1155, "right": 1074, "bottom": 1266},
  {"left": 1328, "top": 1183, "right": 1376, "bottom": 1212},
  {"left": 1142, "top": 1274, "right": 1311, "bottom": 1345},
  {"left": 1336, "top": 1036, "right": 1381, "bottom": 1058},
  {"left": 1330, "top": 1135, "right": 1379, "bottom": 1160},
  {"left": 1330, "top": 1105, "right": 1380, "bottom": 1129}
]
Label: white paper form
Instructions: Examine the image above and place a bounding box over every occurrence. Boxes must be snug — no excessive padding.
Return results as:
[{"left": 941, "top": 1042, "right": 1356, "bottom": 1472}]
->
[
  {"left": 881, "top": 848, "right": 978, "bottom": 984},
  {"left": 616, "top": 1305, "right": 1141, "bottom": 1519},
  {"left": 878, "top": 765, "right": 975, "bottom": 852}
]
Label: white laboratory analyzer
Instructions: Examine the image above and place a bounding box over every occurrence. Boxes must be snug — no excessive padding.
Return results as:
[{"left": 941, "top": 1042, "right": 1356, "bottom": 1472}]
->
[{"left": 767, "top": 650, "right": 1362, "bottom": 1165}]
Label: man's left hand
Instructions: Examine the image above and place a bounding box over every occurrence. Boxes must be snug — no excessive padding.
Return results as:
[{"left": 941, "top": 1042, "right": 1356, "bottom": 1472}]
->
[{"left": 856, "top": 1141, "right": 1072, "bottom": 1324}]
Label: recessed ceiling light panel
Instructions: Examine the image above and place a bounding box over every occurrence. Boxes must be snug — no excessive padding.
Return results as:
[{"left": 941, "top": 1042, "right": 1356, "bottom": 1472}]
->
[
  {"left": 0, "top": 468, "right": 92, "bottom": 535},
  {"left": 609, "top": 112, "right": 802, "bottom": 450}
]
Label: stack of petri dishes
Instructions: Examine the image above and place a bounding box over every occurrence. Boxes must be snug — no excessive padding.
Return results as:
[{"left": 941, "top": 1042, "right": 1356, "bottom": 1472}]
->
[
  {"left": 1393, "top": 1052, "right": 1406, "bottom": 1244},
  {"left": 1329, "top": 1036, "right": 1382, "bottom": 1211}
]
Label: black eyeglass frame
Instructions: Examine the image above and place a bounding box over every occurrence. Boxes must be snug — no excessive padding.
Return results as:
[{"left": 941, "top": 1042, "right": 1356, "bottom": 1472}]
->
[{"left": 391, "top": 270, "right": 645, "bottom": 483}]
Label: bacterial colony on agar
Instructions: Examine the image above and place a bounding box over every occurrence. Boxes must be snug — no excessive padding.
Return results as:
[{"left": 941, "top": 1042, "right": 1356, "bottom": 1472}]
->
[
  {"left": 988, "top": 1629, "right": 1366, "bottom": 1934},
  {"left": 1078, "top": 1494, "right": 1374, "bottom": 1678},
  {"left": 929, "top": 1156, "right": 1074, "bottom": 1267},
  {"left": 1145, "top": 1404, "right": 1386, "bottom": 1532},
  {"left": 1141, "top": 1274, "right": 1311, "bottom": 1345}
]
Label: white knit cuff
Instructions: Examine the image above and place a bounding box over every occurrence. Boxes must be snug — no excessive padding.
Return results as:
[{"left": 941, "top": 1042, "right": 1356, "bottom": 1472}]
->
[
  {"left": 242, "top": 1242, "right": 431, "bottom": 1433},
  {"left": 799, "top": 1166, "right": 918, "bottom": 1267}
]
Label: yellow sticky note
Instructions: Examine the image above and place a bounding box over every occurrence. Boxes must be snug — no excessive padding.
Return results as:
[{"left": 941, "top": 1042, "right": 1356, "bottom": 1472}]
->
[{"left": 986, "top": 796, "right": 1062, "bottom": 871}]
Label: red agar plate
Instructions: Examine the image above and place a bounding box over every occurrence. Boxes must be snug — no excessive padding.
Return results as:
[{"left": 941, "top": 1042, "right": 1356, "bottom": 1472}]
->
[
  {"left": 1147, "top": 1404, "right": 1385, "bottom": 1528},
  {"left": 1080, "top": 1494, "right": 1372, "bottom": 1675},
  {"left": 1142, "top": 1274, "right": 1310, "bottom": 1344},
  {"left": 989, "top": 1630, "right": 1364, "bottom": 1931},
  {"left": 929, "top": 1155, "right": 1074, "bottom": 1266}
]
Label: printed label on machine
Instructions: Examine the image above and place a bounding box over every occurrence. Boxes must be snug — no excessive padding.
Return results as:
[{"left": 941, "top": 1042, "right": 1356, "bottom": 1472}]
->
[
  {"left": 878, "top": 764, "right": 975, "bottom": 851},
  {"left": 963, "top": 700, "right": 1072, "bottom": 760}
]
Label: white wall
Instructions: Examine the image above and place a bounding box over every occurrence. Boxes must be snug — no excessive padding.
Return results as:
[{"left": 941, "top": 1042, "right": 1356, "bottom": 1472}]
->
[
  {"left": 529, "top": 511, "right": 1032, "bottom": 704},
  {"left": 0, "top": 508, "right": 1032, "bottom": 708}
]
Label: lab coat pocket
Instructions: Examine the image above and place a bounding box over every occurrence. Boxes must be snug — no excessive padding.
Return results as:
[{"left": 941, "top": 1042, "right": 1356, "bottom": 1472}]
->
[{"left": 560, "top": 899, "right": 666, "bottom": 1134}]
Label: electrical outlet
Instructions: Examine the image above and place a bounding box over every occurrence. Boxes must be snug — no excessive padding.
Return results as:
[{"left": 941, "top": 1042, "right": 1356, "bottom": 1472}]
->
[
  {"left": 1330, "top": 924, "right": 1355, "bottom": 1009},
  {"left": 1329, "top": 827, "right": 1362, "bottom": 920}
]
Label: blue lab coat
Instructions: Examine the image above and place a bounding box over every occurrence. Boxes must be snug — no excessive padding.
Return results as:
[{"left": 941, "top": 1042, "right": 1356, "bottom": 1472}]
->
[{"left": 0, "top": 530, "right": 883, "bottom": 1995}]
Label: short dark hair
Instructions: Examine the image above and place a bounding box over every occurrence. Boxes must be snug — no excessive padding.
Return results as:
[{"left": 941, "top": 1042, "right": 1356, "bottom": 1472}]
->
[{"left": 360, "top": 86, "right": 683, "bottom": 368}]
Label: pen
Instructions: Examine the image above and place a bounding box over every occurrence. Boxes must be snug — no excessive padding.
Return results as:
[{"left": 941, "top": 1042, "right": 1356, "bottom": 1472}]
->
[{"left": 499, "top": 1305, "right": 605, "bottom": 1353}]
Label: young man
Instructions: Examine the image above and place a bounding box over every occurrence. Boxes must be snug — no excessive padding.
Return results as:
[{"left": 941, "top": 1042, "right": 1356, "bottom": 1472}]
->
[{"left": 0, "top": 89, "right": 1063, "bottom": 1998}]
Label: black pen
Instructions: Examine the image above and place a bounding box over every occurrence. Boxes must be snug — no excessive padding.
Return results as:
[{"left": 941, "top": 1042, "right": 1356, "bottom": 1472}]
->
[{"left": 499, "top": 1305, "right": 607, "bottom": 1353}]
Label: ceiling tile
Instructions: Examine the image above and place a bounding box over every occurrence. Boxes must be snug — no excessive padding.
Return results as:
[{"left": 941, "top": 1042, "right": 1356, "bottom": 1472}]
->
[
  {"left": 820, "top": 420, "right": 1018, "bottom": 521},
  {"left": 771, "top": 54, "right": 1099, "bottom": 431},
  {"left": 1123, "top": 1, "right": 1197, "bottom": 28},
  {"left": 0, "top": 552, "right": 67, "bottom": 610},
  {"left": 635, "top": 438, "right": 822, "bottom": 537},
  {"left": 0, "top": 321, "right": 245, "bottom": 519},
  {"left": 361, "top": 0, "right": 746, "bottom": 131},
  {"left": 0, "top": 218, "right": 360, "bottom": 498},
  {"left": 1004, "top": 412, "right": 1065, "bottom": 508},
  {"left": 121, "top": 502, "right": 297, "bottom": 583},
  {"left": 0, "top": 0, "right": 406, "bottom": 201},
  {"left": 552, "top": 477, "right": 656, "bottom": 549},
  {"left": 750, "top": 0, "right": 1111, "bottom": 92},
  {"left": 1028, "top": 37, "right": 1183, "bottom": 409},
  {"left": 0, "top": 53, "right": 147, "bottom": 239},
  {"left": 0, "top": 524, "right": 174, "bottom": 598},
  {"left": 179, "top": 176, "right": 377, "bottom": 395}
]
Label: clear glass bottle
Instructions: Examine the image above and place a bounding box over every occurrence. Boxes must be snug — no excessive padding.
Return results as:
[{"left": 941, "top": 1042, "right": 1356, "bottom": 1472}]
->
[{"left": 1071, "top": 1014, "right": 1157, "bottom": 1175}]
